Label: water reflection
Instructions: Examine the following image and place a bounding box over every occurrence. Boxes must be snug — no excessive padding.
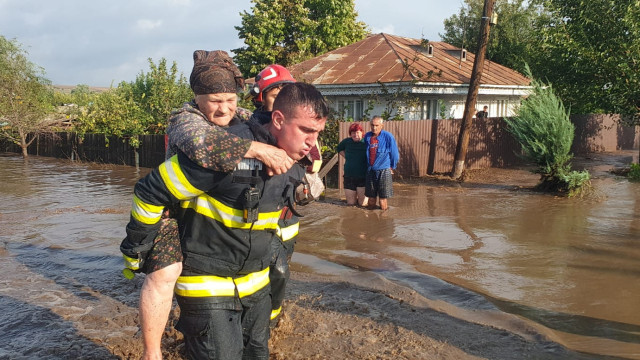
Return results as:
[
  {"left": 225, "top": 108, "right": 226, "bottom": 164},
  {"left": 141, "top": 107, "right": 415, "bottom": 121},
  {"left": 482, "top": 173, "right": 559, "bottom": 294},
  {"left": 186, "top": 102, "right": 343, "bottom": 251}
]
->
[
  {"left": 303, "top": 178, "right": 640, "bottom": 358},
  {"left": 2, "top": 153, "right": 640, "bottom": 358}
]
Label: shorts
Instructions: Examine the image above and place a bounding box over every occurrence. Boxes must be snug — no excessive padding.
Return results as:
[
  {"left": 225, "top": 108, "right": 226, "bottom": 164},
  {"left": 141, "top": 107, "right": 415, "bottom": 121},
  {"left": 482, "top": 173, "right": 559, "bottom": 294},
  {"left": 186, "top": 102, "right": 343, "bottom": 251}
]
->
[
  {"left": 143, "top": 218, "right": 183, "bottom": 274},
  {"left": 365, "top": 168, "right": 393, "bottom": 199},
  {"left": 343, "top": 176, "right": 366, "bottom": 191}
]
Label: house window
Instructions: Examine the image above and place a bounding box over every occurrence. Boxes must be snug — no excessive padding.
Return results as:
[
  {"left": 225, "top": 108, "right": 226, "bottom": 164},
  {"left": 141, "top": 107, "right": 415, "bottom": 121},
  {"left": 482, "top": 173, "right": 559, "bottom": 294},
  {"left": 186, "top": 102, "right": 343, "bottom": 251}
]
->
[
  {"left": 461, "top": 49, "right": 467, "bottom": 61},
  {"left": 427, "top": 44, "right": 434, "bottom": 57},
  {"left": 337, "top": 99, "right": 364, "bottom": 120},
  {"left": 406, "top": 102, "right": 423, "bottom": 120},
  {"left": 399, "top": 99, "right": 444, "bottom": 120},
  {"left": 426, "top": 99, "right": 440, "bottom": 119},
  {"left": 496, "top": 100, "right": 508, "bottom": 116}
]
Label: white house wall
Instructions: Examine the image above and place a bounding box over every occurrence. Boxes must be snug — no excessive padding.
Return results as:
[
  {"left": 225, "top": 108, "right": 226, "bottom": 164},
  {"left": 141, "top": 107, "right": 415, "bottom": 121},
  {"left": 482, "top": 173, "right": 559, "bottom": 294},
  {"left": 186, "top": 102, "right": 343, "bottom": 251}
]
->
[{"left": 327, "top": 94, "right": 523, "bottom": 121}]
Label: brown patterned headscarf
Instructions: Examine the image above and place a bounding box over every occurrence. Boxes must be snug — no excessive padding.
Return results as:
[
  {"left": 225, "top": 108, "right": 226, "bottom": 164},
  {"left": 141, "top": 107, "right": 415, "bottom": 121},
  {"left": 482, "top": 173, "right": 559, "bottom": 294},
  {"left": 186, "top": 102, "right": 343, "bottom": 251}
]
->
[{"left": 189, "top": 50, "right": 244, "bottom": 95}]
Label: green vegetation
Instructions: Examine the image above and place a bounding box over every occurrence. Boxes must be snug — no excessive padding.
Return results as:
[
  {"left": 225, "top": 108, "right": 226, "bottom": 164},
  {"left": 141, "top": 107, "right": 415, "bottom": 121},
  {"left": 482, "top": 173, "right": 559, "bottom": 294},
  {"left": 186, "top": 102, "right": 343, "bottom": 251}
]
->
[
  {"left": 56, "top": 58, "right": 192, "bottom": 146},
  {"left": 531, "top": 0, "right": 640, "bottom": 121},
  {"left": 0, "top": 35, "right": 55, "bottom": 158},
  {"left": 504, "top": 66, "right": 590, "bottom": 196},
  {"left": 444, "top": 0, "right": 640, "bottom": 124},
  {"left": 446, "top": 0, "right": 640, "bottom": 168},
  {"left": 441, "top": 0, "right": 547, "bottom": 74},
  {"left": 628, "top": 163, "right": 640, "bottom": 181},
  {"left": 317, "top": 109, "right": 344, "bottom": 159},
  {"left": 233, "top": 0, "right": 368, "bottom": 77}
]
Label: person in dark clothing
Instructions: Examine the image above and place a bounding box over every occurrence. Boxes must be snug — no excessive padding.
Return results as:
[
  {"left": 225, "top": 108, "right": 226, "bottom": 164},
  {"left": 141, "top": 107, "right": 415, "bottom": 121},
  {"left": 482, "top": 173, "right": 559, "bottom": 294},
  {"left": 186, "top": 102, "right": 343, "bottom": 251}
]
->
[
  {"left": 249, "top": 64, "right": 322, "bottom": 326},
  {"left": 476, "top": 105, "right": 489, "bottom": 119},
  {"left": 337, "top": 122, "right": 368, "bottom": 206}
]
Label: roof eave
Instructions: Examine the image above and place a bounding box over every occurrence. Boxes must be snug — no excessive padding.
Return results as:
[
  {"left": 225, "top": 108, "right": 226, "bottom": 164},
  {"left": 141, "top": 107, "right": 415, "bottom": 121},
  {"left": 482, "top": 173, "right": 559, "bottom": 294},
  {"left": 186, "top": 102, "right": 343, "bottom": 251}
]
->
[{"left": 314, "top": 82, "right": 533, "bottom": 96}]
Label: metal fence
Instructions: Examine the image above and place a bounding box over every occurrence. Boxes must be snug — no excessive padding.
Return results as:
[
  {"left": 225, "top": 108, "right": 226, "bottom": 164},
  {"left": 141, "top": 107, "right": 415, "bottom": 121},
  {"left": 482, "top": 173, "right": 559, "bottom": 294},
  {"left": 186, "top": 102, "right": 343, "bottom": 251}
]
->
[{"left": 338, "top": 114, "right": 639, "bottom": 179}]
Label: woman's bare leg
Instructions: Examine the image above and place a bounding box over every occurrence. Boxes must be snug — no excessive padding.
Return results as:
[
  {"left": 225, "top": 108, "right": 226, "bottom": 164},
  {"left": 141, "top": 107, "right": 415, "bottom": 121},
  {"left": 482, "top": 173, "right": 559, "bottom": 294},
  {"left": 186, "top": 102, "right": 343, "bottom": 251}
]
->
[
  {"left": 139, "top": 262, "right": 182, "bottom": 360},
  {"left": 345, "top": 189, "right": 357, "bottom": 205},
  {"left": 356, "top": 187, "right": 367, "bottom": 207}
]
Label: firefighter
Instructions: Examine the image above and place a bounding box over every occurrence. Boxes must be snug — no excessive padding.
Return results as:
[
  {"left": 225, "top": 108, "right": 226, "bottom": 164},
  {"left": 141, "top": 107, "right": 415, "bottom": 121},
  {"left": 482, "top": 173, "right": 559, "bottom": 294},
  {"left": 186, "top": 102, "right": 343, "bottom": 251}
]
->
[
  {"left": 121, "top": 82, "right": 329, "bottom": 359},
  {"left": 248, "top": 64, "right": 323, "bottom": 326},
  {"left": 127, "top": 51, "right": 297, "bottom": 360}
]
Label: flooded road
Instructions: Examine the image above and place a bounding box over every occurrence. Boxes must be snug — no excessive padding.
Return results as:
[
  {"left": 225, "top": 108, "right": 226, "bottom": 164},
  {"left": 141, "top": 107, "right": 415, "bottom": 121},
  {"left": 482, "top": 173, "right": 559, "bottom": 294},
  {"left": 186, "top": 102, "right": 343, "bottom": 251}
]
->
[{"left": 1, "top": 152, "right": 639, "bottom": 359}]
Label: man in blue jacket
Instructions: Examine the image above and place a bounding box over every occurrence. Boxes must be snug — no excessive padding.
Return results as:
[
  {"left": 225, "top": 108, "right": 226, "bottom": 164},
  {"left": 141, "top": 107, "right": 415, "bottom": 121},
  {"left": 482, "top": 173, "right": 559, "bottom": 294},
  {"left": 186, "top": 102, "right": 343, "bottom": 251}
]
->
[{"left": 364, "top": 115, "right": 399, "bottom": 210}]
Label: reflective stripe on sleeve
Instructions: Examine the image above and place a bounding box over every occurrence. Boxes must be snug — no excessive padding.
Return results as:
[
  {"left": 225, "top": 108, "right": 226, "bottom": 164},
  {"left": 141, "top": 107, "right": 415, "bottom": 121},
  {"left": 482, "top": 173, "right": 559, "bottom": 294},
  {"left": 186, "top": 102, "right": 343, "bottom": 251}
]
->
[
  {"left": 123, "top": 254, "right": 141, "bottom": 271},
  {"left": 159, "top": 155, "right": 202, "bottom": 200},
  {"left": 270, "top": 306, "right": 282, "bottom": 320},
  {"left": 276, "top": 222, "right": 299, "bottom": 241},
  {"left": 180, "top": 194, "right": 281, "bottom": 230},
  {"left": 131, "top": 195, "right": 164, "bottom": 224},
  {"left": 174, "top": 267, "right": 270, "bottom": 298}
]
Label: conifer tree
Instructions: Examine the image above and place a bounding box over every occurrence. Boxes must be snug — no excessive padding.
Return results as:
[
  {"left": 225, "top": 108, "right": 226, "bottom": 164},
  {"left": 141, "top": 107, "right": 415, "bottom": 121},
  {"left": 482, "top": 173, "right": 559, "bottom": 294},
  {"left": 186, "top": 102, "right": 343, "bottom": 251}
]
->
[{"left": 505, "top": 65, "right": 590, "bottom": 196}]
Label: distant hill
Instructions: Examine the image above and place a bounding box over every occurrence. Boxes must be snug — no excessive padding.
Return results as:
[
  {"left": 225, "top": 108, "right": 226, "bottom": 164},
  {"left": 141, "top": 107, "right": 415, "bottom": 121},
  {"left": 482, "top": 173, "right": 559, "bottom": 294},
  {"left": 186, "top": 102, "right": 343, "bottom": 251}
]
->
[{"left": 52, "top": 85, "right": 110, "bottom": 93}]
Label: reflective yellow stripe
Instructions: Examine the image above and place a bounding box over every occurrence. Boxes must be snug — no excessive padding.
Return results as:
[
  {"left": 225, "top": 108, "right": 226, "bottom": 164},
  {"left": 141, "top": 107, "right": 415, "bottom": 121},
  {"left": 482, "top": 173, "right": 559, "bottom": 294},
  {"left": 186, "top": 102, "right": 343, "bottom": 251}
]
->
[
  {"left": 234, "top": 267, "right": 270, "bottom": 298},
  {"left": 310, "top": 159, "right": 322, "bottom": 173},
  {"left": 276, "top": 222, "right": 299, "bottom": 241},
  {"left": 181, "top": 194, "right": 281, "bottom": 230},
  {"left": 159, "top": 155, "right": 202, "bottom": 200},
  {"left": 270, "top": 306, "right": 282, "bottom": 320},
  {"left": 175, "top": 275, "right": 236, "bottom": 297},
  {"left": 175, "top": 267, "right": 270, "bottom": 298},
  {"left": 131, "top": 195, "right": 164, "bottom": 224},
  {"left": 123, "top": 254, "right": 140, "bottom": 271}
]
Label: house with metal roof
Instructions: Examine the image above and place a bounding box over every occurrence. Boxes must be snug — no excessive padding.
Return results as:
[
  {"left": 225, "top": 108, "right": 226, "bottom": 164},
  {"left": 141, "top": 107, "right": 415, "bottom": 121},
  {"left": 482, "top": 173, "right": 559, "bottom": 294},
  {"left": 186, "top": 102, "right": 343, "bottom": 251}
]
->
[{"left": 288, "top": 33, "right": 531, "bottom": 121}]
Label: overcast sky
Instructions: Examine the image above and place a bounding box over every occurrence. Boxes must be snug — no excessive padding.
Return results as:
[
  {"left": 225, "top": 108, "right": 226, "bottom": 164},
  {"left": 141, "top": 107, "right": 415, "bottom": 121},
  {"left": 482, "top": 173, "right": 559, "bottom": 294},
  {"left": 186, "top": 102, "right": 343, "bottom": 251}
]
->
[{"left": 0, "top": 0, "right": 463, "bottom": 87}]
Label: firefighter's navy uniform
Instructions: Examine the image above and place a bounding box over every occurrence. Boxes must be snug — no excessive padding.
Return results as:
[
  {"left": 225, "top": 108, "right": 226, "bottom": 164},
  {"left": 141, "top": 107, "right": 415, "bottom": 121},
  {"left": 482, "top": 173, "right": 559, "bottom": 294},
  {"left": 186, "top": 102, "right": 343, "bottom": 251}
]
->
[
  {"left": 121, "top": 119, "right": 304, "bottom": 359},
  {"left": 250, "top": 110, "right": 321, "bottom": 325}
]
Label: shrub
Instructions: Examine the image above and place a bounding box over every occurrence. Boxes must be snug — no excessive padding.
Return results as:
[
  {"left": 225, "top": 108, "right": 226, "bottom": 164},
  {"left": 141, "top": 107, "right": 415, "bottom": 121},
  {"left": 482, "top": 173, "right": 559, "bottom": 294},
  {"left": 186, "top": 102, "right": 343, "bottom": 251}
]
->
[
  {"left": 504, "top": 65, "right": 590, "bottom": 196},
  {"left": 629, "top": 163, "right": 640, "bottom": 181}
]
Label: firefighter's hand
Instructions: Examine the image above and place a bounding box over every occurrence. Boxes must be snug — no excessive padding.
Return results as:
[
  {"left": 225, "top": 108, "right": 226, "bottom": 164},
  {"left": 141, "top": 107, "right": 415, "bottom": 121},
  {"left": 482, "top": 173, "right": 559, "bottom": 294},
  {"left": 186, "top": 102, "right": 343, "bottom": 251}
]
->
[
  {"left": 121, "top": 249, "right": 147, "bottom": 279},
  {"left": 120, "top": 235, "right": 153, "bottom": 276},
  {"left": 247, "top": 141, "right": 295, "bottom": 176}
]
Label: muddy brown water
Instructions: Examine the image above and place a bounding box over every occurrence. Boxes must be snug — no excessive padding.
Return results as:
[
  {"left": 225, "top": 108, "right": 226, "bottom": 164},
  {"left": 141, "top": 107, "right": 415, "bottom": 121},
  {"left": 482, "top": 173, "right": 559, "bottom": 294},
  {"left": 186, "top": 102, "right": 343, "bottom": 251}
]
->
[{"left": 1, "top": 152, "right": 639, "bottom": 359}]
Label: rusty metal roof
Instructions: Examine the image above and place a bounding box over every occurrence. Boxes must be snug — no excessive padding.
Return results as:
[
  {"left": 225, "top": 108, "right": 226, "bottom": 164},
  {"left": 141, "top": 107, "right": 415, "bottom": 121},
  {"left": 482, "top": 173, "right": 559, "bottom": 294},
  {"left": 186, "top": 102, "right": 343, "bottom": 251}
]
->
[{"left": 289, "top": 33, "right": 530, "bottom": 87}]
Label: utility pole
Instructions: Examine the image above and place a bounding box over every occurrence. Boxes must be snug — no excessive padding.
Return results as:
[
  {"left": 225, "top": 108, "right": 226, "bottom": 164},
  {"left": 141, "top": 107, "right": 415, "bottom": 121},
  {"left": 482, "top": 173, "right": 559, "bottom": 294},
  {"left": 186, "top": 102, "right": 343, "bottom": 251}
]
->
[{"left": 451, "top": 0, "right": 496, "bottom": 179}]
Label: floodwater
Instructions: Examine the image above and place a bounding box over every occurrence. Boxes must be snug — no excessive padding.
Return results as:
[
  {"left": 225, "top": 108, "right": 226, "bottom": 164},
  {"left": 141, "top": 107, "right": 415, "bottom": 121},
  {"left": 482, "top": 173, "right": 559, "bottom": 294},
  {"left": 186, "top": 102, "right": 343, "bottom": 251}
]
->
[{"left": 1, "top": 152, "right": 639, "bottom": 359}]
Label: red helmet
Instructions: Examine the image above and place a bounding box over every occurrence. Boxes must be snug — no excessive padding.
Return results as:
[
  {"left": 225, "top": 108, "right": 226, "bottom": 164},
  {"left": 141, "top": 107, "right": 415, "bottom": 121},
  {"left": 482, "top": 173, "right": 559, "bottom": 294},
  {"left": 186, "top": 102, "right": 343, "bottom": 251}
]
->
[{"left": 251, "top": 64, "right": 295, "bottom": 102}]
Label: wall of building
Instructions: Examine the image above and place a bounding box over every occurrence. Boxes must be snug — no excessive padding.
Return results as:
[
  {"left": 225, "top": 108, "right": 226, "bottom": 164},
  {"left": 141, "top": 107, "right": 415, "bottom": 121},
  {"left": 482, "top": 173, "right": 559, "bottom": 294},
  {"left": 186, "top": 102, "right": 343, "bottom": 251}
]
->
[{"left": 327, "top": 94, "right": 523, "bottom": 121}]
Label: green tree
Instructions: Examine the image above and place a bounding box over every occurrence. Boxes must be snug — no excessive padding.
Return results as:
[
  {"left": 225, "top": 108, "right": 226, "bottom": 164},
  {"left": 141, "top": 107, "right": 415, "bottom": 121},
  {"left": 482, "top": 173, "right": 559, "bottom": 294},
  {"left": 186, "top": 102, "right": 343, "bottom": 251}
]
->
[
  {"left": 504, "top": 65, "right": 590, "bottom": 196},
  {"left": 73, "top": 88, "right": 152, "bottom": 147},
  {"left": 233, "top": 0, "right": 368, "bottom": 77},
  {"left": 123, "top": 58, "right": 192, "bottom": 134},
  {"left": 531, "top": 0, "right": 640, "bottom": 119},
  {"left": 70, "top": 57, "right": 191, "bottom": 145},
  {"left": 69, "top": 84, "right": 96, "bottom": 106},
  {"left": 0, "top": 36, "right": 55, "bottom": 158},
  {"left": 440, "top": 0, "right": 547, "bottom": 73}
]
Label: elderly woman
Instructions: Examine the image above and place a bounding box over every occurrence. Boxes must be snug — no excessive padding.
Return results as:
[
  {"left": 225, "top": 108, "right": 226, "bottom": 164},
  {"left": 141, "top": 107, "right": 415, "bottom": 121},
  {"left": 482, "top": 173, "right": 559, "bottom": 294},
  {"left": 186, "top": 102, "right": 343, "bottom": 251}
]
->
[{"left": 337, "top": 122, "right": 368, "bottom": 206}]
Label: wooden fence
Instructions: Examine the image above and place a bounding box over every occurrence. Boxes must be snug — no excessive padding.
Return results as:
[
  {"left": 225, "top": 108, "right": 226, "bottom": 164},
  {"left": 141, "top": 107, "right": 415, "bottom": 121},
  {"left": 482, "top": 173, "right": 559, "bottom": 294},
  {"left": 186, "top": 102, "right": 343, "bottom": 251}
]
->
[
  {"left": 0, "top": 133, "right": 167, "bottom": 169},
  {"left": 2, "top": 114, "right": 638, "bottom": 178},
  {"left": 338, "top": 114, "right": 640, "bottom": 179}
]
